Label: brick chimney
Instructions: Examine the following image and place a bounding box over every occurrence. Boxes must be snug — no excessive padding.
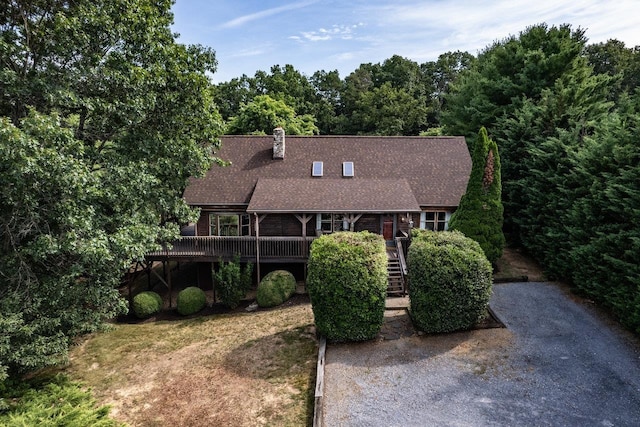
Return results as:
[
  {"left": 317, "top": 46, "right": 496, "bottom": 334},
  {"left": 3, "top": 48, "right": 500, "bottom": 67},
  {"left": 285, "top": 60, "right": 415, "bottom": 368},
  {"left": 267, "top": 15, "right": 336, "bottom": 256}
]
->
[{"left": 273, "top": 127, "right": 285, "bottom": 159}]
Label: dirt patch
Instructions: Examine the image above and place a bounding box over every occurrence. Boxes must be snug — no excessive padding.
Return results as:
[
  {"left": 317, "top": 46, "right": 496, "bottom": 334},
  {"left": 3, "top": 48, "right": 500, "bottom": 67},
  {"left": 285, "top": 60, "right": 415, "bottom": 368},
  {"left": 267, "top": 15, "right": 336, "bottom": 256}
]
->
[
  {"left": 494, "top": 246, "right": 546, "bottom": 282},
  {"left": 67, "top": 303, "right": 317, "bottom": 427}
]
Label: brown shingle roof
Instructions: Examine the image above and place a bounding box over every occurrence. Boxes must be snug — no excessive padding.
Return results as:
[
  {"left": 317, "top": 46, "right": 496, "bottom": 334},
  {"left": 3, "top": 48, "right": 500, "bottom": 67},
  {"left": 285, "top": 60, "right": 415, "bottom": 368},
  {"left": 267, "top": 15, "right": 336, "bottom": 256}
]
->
[
  {"left": 246, "top": 178, "right": 421, "bottom": 213},
  {"left": 183, "top": 135, "right": 471, "bottom": 210}
]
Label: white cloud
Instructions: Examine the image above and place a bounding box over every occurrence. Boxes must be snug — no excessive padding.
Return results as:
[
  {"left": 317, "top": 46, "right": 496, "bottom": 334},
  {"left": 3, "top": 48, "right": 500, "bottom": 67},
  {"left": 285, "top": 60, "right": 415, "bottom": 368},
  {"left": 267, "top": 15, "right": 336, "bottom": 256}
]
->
[
  {"left": 348, "top": 0, "right": 640, "bottom": 64},
  {"left": 219, "top": 0, "right": 318, "bottom": 29},
  {"left": 301, "top": 31, "right": 331, "bottom": 41},
  {"left": 294, "top": 23, "right": 364, "bottom": 43}
]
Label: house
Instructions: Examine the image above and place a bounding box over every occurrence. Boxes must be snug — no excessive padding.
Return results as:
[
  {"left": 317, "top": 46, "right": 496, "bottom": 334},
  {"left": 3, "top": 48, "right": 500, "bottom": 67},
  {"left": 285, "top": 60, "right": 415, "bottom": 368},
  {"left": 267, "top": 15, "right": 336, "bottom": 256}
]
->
[{"left": 146, "top": 128, "right": 471, "bottom": 294}]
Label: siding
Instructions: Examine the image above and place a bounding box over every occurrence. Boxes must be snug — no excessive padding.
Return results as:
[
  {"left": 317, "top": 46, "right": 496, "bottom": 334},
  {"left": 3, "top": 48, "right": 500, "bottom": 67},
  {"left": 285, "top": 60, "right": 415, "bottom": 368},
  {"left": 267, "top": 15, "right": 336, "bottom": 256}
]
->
[
  {"left": 354, "top": 214, "right": 379, "bottom": 233},
  {"left": 259, "top": 214, "right": 302, "bottom": 236}
]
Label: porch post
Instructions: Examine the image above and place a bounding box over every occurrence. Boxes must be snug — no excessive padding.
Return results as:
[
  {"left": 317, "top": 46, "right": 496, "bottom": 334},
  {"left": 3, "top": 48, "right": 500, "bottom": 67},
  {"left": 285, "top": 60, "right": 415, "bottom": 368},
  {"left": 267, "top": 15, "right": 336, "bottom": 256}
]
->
[
  {"left": 347, "top": 214, "right": 362, "bottom": 232},
  {"left": 294, "top": 213, "right": 313, "bottom": 237}
]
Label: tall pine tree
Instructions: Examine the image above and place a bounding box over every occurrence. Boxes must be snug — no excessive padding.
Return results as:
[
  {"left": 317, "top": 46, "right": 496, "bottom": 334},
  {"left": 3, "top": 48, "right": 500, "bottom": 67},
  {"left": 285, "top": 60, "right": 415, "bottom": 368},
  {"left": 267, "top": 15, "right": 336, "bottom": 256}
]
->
[{"left": 449, "top": 127, "right": 505, "bottom": 264}]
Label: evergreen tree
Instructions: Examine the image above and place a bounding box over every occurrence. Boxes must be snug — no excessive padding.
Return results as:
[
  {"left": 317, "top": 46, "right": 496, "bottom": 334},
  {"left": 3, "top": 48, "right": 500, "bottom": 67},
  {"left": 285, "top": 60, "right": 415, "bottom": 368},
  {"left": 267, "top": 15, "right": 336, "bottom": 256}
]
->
[
  {"left": 442, "top": 24, "right": 589, "bottom": 143},
  {"left": 449, "top": 127, "right": 505, "bottom": 264},
  {"left": 442, "top": 23, "right": 612, "bottom": 253},
  {"left": 564, "top": 94, "right": 640, "bottom": 331},
  {"left": 501, "top": 69, "right": 611, "bottom": 272}
]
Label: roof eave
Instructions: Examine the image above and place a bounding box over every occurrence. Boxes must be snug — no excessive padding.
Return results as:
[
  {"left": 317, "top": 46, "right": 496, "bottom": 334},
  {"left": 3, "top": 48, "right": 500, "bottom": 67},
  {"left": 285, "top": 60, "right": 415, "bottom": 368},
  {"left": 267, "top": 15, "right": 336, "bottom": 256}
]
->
[{"left": 246, "top": 208, "right": 422, "bottom": 214}]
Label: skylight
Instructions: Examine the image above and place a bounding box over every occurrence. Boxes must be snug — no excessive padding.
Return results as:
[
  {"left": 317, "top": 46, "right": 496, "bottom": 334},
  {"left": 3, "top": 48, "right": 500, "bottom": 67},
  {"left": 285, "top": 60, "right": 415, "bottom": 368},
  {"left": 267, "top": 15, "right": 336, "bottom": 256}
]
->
[
  {"left": 343, "top": 161, "right": 354, "bottom": 177},
  {"left": 312, "top": 161, "right": 323, "bottom": 177}
]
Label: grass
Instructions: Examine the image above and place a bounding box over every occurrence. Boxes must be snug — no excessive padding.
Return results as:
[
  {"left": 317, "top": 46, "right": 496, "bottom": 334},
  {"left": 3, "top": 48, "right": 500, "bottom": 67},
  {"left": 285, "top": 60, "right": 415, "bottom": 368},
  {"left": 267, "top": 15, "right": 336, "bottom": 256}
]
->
[{"left": 60, "top": 302, "right": 317, "bottom": 426}]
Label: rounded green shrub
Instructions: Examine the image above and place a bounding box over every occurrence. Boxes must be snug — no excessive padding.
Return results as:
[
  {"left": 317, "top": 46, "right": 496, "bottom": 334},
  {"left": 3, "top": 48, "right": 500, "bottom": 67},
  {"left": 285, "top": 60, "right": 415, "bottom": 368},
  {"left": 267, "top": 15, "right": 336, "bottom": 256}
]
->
[
  {"left": 257, "top": 270, "right": 297, "bottom": 307},
  {"left": 132, "top": 291, "right": 163, "bottom": 319},
  {"left": 408, "top": 230, "right": 492, "bottom": 333},
  {"left": 176, "top": 286, "right": 207, "bottom": 316},
  {"left": 307, "top": 231, "right": 387, "bottom": 342}
]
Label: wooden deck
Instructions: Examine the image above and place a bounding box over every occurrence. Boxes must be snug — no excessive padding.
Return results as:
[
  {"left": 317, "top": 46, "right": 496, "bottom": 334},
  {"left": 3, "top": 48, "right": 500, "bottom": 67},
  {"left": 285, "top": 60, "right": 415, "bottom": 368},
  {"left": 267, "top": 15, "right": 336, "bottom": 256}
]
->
[{"left": 146, "top": 236, "right": 317, "bottom": 263}]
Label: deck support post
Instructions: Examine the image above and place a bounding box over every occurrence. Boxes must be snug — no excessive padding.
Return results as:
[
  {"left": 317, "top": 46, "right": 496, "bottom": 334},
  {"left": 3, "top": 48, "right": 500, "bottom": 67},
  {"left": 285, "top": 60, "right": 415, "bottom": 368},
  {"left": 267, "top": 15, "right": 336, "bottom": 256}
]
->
[
  {"left": 254, "top": 213, "right": 261, "bottom": 287},
  {"left": 167, "top": 261, "right": 173, "bottom": 308},
  {"left": 128, "top": 273, "right": 133, "bottom": 310}
]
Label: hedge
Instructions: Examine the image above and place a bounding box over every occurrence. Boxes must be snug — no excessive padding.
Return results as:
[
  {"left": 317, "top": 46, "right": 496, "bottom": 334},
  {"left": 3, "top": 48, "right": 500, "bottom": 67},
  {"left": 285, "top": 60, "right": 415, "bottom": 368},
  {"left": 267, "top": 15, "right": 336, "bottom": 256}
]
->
[
  {"left": 408, "top": 230, "right": 492, "bottom": 333},
  {"left": 306, "top": 231, "right": 387, "bottom": 341}
]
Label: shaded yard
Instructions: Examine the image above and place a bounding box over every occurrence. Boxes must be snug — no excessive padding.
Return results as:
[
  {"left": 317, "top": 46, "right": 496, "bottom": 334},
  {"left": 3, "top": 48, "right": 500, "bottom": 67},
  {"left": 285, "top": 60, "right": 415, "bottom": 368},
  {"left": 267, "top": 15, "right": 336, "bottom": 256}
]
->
[{"left": 65, "top": 300, "right": 317, "bottom": 426}]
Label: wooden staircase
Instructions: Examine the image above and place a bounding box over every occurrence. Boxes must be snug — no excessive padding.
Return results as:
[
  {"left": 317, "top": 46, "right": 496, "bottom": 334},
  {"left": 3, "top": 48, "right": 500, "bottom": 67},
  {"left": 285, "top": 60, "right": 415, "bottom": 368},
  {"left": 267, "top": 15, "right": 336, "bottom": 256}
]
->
[
  {"left": 387, "top": 256, "right": 405, "bottom": 295},
  {"left": 386, "top": 240, "right": 407, "bottom": 296}
]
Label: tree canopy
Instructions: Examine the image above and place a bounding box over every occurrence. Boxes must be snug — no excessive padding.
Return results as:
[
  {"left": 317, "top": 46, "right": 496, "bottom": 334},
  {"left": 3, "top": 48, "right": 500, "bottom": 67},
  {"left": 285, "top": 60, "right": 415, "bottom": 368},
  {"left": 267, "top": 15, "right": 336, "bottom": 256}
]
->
[
  {"left": 226, "top": 94, "right": 318, "bottom": 135},
  {"left": 0, "top": 0, "right": 222, "bottom": 379},
  {"left": 213, "top": 53, "right": 473, "bottom": 136}
]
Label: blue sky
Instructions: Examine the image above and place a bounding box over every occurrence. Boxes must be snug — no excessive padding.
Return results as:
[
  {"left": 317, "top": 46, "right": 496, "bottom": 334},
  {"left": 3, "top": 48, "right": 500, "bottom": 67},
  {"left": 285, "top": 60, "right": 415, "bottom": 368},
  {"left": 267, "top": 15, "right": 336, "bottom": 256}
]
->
[{"left": 171, "top": 0, "right": 640, "bottom": 83}]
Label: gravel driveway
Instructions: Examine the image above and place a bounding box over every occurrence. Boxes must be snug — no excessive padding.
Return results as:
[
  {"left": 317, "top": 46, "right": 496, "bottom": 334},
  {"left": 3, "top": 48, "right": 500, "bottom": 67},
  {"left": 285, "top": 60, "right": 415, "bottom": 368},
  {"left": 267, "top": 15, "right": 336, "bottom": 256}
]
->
[{"left": 322, "top": 282, "right": 640, "bottom": 426}]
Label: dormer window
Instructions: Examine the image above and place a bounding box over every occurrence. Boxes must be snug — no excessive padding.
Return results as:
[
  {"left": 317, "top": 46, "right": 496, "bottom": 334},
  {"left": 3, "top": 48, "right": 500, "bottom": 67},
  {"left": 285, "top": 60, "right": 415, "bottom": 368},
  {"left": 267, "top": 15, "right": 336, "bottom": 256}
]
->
[
  {"left": 343, "top": 161, "right": 354, "bottom": 177},
  {"left": 312, "top": 161, "right": 323, "bottom": 177}
]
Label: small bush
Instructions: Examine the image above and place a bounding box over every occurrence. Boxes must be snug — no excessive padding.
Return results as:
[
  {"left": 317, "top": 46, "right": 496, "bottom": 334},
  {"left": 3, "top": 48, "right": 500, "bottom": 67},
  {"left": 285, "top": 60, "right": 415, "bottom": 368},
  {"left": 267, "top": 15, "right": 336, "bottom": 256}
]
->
[
  {"left": 0, "top": 375, "right": 122, "bottom": 426},
  {"left": 132, "top": 291, "right": 163, "bottom": 318},
  {"left": 408, "top": 230, "right": 492, "bottom": 333},
  {"left": 213, "top": 257, "right": 253, "bottom": 309},
  {"left": 176, "top": 286, "right": 206, "bottom": 316},
  {"left": 257, "top": 270, "right": 297, "bottom": 307},
  {"left": 307, "top": 231, "right": 387, "bottom": 342}
]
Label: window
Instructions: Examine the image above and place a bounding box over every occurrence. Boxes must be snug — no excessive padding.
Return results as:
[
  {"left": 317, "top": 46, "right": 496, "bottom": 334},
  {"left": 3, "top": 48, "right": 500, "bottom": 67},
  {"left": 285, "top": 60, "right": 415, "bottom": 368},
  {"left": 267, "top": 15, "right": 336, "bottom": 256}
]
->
[
  {"left": 317, "top": 213, "right": 346, "bottom": 233},
  {"left": 210, "top": 213, "right": 250, "bottom": 236},
  {"left": 312, "top": 161, "right": 323, "bottom": 177},
  {"left": 342, "top": 161, "right": 354, "bottom": 177},
  {"left": 419, "top": 211, "right": 450, "bottom": 231},
  {"left": 240, "top": 214, "right": 250, "bottom": 236}
]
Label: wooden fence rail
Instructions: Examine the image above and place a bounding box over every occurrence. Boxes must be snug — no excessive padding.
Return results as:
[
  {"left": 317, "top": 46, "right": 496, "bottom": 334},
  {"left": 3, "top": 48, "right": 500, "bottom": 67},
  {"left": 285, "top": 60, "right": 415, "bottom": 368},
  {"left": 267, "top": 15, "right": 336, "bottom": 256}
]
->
[{"left": 146, "top": 236, "right": 317, "bottom": 260}]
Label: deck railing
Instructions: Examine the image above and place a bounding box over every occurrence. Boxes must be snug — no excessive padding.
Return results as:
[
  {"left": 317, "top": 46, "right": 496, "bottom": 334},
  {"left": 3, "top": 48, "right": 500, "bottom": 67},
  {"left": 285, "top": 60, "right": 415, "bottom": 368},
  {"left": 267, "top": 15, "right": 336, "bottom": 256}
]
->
[
  {"left": 395, "top": 237, "right": 409, "bottom": 276},
  {"left": 146, "top": 236, "right": 317, "bottom": 260}
]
